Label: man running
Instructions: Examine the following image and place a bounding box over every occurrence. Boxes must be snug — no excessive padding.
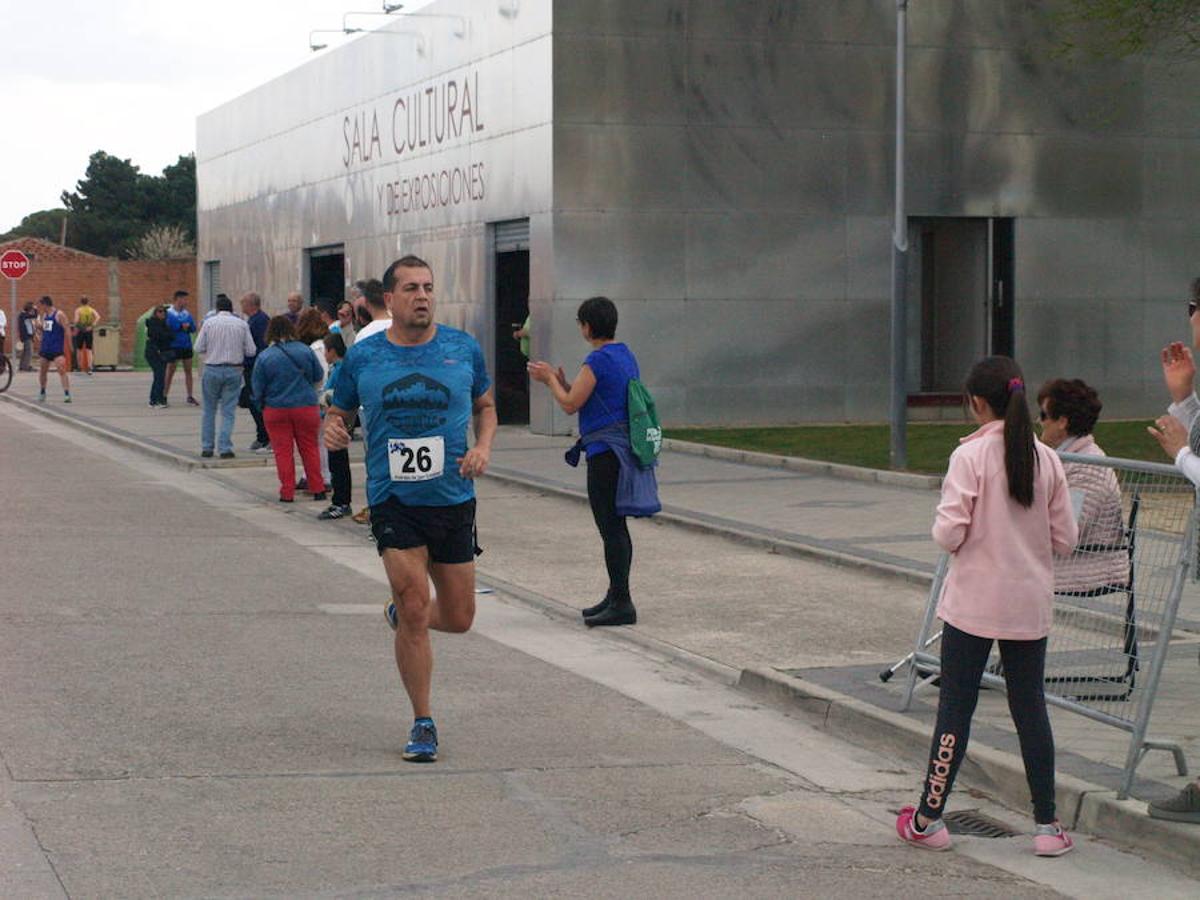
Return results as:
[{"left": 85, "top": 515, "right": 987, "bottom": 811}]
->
[
  {"left": 72, "top": 296, "right": 100, "bottom": 374},
  {"left": 324, "top": 255, "right": 496, "bottom": 763},
  {"left": 35, "top": 296, "right": 71, "bottom": 403}
]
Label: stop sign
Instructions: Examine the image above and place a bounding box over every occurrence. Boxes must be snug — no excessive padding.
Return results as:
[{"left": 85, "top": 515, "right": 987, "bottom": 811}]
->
[{"left": 0, "top": 249, "right": 30, "bottom": 280}]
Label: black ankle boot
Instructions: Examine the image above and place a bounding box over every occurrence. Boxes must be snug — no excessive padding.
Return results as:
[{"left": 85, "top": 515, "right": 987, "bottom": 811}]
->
[
  {"left": 581, "top": 592, "right": 612, "bottom": 618},
  {"left": 584, "top": 598, "right": 636, "bottom": 628}
]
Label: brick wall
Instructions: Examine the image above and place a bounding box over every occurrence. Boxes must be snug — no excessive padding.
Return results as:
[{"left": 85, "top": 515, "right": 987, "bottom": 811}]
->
[
  {"left": 0, "top": 238, "right": 196, "bottom": 363},
  {"left": 115, "top": 259, "right": 197, "bottom": 359}
]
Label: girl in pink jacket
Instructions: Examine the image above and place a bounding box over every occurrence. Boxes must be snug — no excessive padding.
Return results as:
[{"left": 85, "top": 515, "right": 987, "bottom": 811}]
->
[{"left": 896, "top": 356, "right": 1079, "bottom": 857}]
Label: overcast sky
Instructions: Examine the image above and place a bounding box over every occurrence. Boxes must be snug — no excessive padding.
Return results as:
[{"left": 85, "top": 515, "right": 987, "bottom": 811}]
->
[{"left": 0, "top": 0, "right": 433, "bottom": 232}]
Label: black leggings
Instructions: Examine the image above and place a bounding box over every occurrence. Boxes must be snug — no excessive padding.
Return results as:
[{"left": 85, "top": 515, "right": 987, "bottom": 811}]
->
[
  {"left": 328, "top": 447, "right": 352, "bottom": 507},
  {"left": 919, "top": 622, "right": 1056, "bottom": 824},
  {"left": 586, "top": 451, "right": 632, "bottom": 602}
]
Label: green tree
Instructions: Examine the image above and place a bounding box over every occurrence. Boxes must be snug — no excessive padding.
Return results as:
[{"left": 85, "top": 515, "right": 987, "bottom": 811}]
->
[
  {"left": 0, "top": 208, "right": 68, "bottom": 244},
  {"left": 1061, "top": 0, "right": 1200, "bottom": 57},
  {"left": 142, "top": 155, "right": 197, "bottom": 243},
  {"left": 60, "top": 151, "right": 148, "bottom": 257},
  {"left": 55, "top": 150, "right": 196, "bottom": 258}
]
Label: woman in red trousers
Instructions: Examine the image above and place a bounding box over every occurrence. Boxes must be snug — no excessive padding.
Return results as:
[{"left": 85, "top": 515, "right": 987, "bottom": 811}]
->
[{"left": 251, "top": 316, "right": 327, "bottom": 502}]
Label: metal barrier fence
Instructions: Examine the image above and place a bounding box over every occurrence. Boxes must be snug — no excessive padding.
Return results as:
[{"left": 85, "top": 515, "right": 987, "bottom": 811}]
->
[{"left": 892, "top": 452, "right": 1197, "bottom": 799}]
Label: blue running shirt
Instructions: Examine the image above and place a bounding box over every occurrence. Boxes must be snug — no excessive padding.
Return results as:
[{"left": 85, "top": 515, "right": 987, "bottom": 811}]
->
[{"left": 333, "top": 326, "right": 491, "bottom": 507}]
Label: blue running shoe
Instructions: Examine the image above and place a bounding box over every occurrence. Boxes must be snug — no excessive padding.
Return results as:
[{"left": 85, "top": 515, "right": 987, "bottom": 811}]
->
[
  {"left": 384, "top": 599, "right": 398, "bottom": 631},
  {"left": 403, "top": 718, "right": 438, "bottom": 762}
]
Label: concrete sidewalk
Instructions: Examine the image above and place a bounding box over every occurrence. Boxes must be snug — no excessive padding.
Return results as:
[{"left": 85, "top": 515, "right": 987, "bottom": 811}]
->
[
  {"left": 1, "top": 370, "right": 944, "bottom": 578},
  {"left": 4, "top": 369, "right": 1200, "bottom": 877}
]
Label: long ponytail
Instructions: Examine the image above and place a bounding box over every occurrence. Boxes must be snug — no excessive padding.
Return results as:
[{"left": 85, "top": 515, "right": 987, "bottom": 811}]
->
[{"left": 965, "top": 356, "right": 1036, "bottom": 508}]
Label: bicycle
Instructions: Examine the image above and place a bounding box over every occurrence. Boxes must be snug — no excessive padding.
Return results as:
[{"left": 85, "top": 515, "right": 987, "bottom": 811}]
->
[{"left": 0, "top": 353, "right": 11, "bottom": 394}]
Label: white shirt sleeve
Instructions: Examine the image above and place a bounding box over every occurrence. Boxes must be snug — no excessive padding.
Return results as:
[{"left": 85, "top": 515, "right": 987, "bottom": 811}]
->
[
  {"left": 1168, "top": 393, "right": 1200, "bottom": 433},
  {"left": 311, "top": 341, "right": 329, "bottom": 386},
  {"left": 1173, "top": 447, "right": 1200, "bottom": 489}
]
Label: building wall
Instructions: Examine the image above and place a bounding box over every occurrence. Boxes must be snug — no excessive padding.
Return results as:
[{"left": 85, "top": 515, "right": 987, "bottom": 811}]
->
[
  {"left": 116, "top": 260, "right": 197, "bottom": 359},
  {"left": 197, "top": 0, "right": 554, "bottom": 382},
  {"left": 0, "top": 238, "right": 195, "bottom": 362},
  {"left": 549, "top": 0, "right": 1200, "bottom": 424},
  {"left": 197, "top": 0, "right": 1200, "bottom": 430}
]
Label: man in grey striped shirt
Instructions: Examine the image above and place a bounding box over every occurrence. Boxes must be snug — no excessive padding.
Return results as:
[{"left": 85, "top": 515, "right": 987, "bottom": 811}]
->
[{"left": 194, "top": 295, "right": 257, "bottom": 459}]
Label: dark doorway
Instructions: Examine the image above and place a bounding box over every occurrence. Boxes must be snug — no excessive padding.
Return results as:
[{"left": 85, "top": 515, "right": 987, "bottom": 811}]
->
[
  {"left": 908, "top": 217, "right": 1014, "bottom": 394},
  {"left": 306, "top": 245, "right": 345, "bottom": 308},
  {"left": 990, "top": 218, "right": 1015, "bottom": 359},
  {"left": 493, "top": 219, "right": 530, "bottom": 425}
]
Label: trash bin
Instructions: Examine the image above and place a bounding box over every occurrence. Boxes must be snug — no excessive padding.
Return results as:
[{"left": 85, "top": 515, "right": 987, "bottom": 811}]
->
[{"left": 93, "top": 324, "right": 121, "bottom": 371}]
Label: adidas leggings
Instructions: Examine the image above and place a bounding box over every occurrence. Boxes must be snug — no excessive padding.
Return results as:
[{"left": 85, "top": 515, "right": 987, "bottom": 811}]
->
[{"left": 918, "top": 622, "right": 1057, "bottom": 825}]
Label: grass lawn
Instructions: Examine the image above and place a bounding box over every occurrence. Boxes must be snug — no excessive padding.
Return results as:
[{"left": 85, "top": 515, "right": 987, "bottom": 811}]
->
[{"left": 666, "top": 419, "right": 1165, "bottom": 475}]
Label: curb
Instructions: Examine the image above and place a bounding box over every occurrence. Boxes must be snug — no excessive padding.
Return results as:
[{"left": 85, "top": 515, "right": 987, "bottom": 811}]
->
[
  {"left": 475, "top": 570, "right": 741, "bottom": 687},
  {"left": 662, "top": 437, "right": 943, "bottom": 491},
  {"left": 735, "top": 665, "right": 1200, "bottom": 879},
  {"left": 0, "top": 392, "right": 270, "bottom": 471},
  {"left": 0, "top": 393, "right": 935, "bottom": 588},
  {"left": 484, "top": 466, "right": 935, "bottom": 588},
  {"left": 474, "top": 569, "right": 1200, "bottom": 880}
]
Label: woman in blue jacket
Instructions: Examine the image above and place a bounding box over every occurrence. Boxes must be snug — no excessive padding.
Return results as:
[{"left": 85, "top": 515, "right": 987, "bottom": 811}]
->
[
  {"left": 252, "top": 316, "right": 326, "bottom": 503},
  {"left": 528, "top": 296, "right": 657, "bottom": 628}
]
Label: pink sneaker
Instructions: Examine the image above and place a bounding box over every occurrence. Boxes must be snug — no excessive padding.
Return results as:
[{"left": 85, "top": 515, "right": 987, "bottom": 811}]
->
[
  {"left": 896, "top": 806, "right": 951, "bottom": 851},
  {"left": 1033, "top": 822, "right": 1074, "bottom": 857}
]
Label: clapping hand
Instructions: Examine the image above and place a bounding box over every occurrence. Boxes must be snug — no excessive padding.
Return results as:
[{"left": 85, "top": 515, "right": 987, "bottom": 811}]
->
[
  {"left": 1161, "top": 342, "right": 1195, "bottom": 403},
  {"left": 526, "top": 361, "right": 555, "bottom": 384},
  {"left": 1148, "top": 414, "right": 1190, "bottom": 459}
]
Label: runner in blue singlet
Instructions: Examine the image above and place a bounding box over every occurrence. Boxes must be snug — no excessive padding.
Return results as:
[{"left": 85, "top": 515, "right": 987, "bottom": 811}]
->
[{"left": 35, "top": 296, "right": 71, "bottom": 403}]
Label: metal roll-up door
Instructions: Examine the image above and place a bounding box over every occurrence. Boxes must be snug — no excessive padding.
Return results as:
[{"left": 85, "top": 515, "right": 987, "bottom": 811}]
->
[
  {"left": 204, "top": 261, "right": 221, "bottom": 313},
  {"left": 494, "top": 219, "right": 530, "bottom": 253}
]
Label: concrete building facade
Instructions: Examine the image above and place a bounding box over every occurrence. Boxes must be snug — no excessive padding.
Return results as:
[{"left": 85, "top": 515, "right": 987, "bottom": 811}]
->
[{"left": 197, "top": 1, "right": 1200, "bottom": 433}]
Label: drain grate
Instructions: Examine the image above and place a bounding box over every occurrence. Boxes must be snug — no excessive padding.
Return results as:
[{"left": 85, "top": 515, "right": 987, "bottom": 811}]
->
[{"left": 942, "top": 809, "right": 1020, "bottom": 838}]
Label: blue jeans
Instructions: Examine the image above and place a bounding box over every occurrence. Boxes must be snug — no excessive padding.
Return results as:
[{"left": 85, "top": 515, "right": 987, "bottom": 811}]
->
[{"left": 201, "top": 365, "right": 243, "bottom": 453}]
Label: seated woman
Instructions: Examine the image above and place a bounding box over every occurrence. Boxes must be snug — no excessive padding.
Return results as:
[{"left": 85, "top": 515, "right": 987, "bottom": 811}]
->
[{"left": 1036, "top": 378, "right": 1128, "bottom": 594}]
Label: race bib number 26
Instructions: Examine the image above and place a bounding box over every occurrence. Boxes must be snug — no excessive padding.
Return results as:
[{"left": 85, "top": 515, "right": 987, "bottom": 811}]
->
[{"left": 387, "top": 436, "right": 445, "bottom": 482}]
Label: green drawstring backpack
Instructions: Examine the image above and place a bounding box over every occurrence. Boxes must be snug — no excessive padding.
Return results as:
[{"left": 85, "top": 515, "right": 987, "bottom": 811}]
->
[{"left": 627, "top": 377, "right": 661, "bottom": 467}]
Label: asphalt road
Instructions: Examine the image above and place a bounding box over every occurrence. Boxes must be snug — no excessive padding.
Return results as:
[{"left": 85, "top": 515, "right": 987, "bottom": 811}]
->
[{"left": 1, "top": 402, "right": 1195, "bottom": 898}]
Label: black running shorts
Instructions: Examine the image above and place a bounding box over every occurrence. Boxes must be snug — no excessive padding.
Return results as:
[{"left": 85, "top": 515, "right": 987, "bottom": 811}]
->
[{"left": 370, "top": 497, "right": 480, "bottom": 564}]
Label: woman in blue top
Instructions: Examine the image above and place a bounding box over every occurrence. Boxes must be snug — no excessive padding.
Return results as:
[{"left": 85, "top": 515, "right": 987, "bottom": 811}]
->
[
  {"left": 528, "top": 296, "right": 641, "bottom": 627},
  {"left": 251, "top": 316, "right": 327, "bottom": 503}
]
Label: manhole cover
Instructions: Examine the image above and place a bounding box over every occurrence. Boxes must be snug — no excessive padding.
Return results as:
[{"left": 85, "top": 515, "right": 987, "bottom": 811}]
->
[
  {"left": 942, "top": 809, "right": 1020, "bottom": 838},
  {"left": 889, "top": 808, "right": 1019, "bottom": 838}
]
